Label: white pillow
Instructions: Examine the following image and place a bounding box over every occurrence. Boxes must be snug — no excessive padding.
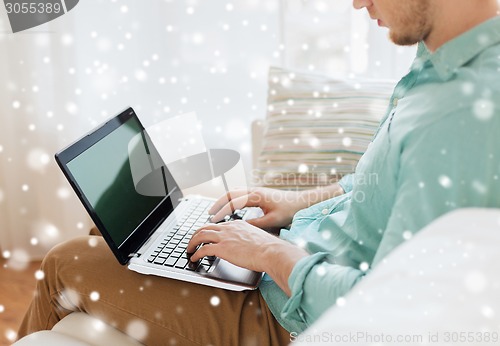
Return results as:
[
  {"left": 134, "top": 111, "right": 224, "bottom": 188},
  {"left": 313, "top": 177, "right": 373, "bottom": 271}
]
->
[
  {"left": 291, "top": 208, "right": 500, "bottom": 345},
  {"left": 255, "top": 66, "right": 395, "bottom": 190}
]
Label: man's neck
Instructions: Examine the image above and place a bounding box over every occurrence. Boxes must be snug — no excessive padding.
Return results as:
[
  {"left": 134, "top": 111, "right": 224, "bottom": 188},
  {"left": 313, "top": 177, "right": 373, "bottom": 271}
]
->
[{"left": 424, "top": 0, "right": 500, "bottom": 52}]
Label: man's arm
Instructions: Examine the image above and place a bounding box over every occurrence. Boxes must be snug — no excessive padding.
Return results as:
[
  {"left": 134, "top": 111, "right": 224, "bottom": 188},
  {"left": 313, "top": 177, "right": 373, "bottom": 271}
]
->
[
  {"left": 186, "top": 220, "right": 310, "bottom": 297},
  {"left": 208, "top": 175, "right": 351, "bottom": 232}
]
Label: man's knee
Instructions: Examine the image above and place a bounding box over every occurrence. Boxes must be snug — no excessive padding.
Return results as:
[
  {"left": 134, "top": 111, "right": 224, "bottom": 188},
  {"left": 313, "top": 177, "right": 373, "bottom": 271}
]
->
[{"left": 41, "top": 236, "right": 102, "bottom": 271}]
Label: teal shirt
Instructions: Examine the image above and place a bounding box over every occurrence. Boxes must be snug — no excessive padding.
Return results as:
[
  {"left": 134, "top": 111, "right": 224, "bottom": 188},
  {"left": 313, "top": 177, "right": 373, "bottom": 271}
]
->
[{"left": 260, "top": 17, "right": 500, "bottom": 334}]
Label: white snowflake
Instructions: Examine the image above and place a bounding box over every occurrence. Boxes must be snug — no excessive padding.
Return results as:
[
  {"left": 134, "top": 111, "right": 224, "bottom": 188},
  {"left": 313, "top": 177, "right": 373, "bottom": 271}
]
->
[
  {"left": 126, "top": 319, "right": 148, "bottom": 341},
  {"left": 472, "top": 180, "right": 487, "bottom": 194},
  {"left": 27, "top": 148, "right": 50, "bottom": 171},
  {"left": 309, "top": 137, "right": 320, "bottom": 148},
  {"left": 192, "top": 33, "right": 204, "bottom": 45},
  {"left": 91, "top": 319, "right": 106, "bottom": 332},
  {"left": 210, "top": 295, "right": 221, "bottom": 306},
  {"left": 481, "top": 305, "right": 495, "bottom": 319},
  {"left": 359, "top": 262, "right": 369, "bottom": 271},
  {"left": 473, "top": 98, "right": 494, "bottom": 121},
  {"left": 316, "top": 265, "right": 326, "bottom": 276},
  {"left": 342, "top": 137, "right": 352, "bottom": 147},
  {"left": 321, "top": 230, "right": 331, "bottom": 240},
  {"left": 34, "top": 270, "right": 45, "bottom": 280},
  {"left": 298, "top": 164, "right": 309, "bottom": 173},
  {"left": 461, "top": 82, "right": 475, "bottom": 95},
  {"left": 402, "top": 230, "right": 413, "bottom": 240},
  {"left": 464, "top": 271, "right": 487, "bottom": 293},
  {"left": 5, "top": 329, "right": 17, "bottom": 342},
  {"left": 90, "top": 291, "right": 100, "bottom": 301},
  {"left": 66, "top": 102, "right": 78, "bottom": 115},
  {"left": 57, "top": 187, "right": 71, "bottom": 199},
  {"left": 134, "top": 69, "right": 148, "bottom": 82},
  {"left": 33, "top": 222, "right": 61, "bottom": 247},
  {"left": 88, "top": 237, "right": 98, "bottom": 247},
  {"left": 438, "top": 175, "right": 452, "bottom": 188},
  {"left": 57, "top": 288, "right": 80, "bottom": 311},
  {"left": 61, "top": 34, "right": 74, "bottom": 46}
]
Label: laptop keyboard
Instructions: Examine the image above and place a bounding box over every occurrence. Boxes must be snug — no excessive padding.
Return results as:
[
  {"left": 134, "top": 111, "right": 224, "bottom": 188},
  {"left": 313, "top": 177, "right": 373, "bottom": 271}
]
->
[{"left": 147, "top": 199, "right": 216, "bottom": 272}]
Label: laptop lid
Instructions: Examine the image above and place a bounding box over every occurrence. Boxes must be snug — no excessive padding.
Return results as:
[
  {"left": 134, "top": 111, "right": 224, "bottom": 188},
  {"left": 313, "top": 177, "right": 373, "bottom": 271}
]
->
[{"left": 55, "top": 107, "right": 183, "bottom": 264}]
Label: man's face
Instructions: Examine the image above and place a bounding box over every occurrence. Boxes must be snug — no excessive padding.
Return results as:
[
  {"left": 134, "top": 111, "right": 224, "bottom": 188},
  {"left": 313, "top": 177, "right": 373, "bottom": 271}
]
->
[{"left": 353, "top": 0, "right": 433, "bottom": 46}]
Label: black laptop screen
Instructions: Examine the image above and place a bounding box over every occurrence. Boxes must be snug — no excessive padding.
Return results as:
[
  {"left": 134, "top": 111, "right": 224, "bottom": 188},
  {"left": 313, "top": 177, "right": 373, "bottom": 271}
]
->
[{"left": 66, "top": 116, "right": 174, "bottom": 246}]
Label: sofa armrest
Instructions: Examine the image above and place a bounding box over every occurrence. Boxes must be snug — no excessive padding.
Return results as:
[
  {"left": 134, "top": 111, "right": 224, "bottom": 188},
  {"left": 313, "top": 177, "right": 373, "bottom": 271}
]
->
[
  {"left": 13, "top": 312, "right": 144, "bottom": 346},
  {"left": 292, "top": 208, "right": 500, "bottom": 345}
]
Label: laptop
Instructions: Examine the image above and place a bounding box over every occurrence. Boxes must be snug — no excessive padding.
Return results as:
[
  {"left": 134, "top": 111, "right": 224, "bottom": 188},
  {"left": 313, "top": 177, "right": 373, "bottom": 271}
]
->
[{"left": 55, "top": 107, "right": 263, "bottom": 291}]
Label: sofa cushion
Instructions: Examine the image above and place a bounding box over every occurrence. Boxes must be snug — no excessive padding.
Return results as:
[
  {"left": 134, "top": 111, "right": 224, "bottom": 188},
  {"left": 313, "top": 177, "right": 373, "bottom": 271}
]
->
[
  {"left": 13, "top": 331, "right": 92, "bottom": 346},
  {"left": 13, "top": 312, "right": 144, "bottom": 346},
  {"left": 254, "top": 66, "right": 395, "bottom": 190}
]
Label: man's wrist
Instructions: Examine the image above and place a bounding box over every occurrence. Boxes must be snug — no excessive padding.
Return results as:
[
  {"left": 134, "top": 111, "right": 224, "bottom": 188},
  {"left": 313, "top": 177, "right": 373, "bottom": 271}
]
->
[{"left": 261, "top": 239, "right": 309, "bottom": 296}]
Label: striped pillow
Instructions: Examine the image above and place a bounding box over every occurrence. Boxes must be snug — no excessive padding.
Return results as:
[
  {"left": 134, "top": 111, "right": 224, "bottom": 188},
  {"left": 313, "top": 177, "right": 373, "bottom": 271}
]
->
[{"left": 254, "top": 66, "right": 395, "bottom": 190}]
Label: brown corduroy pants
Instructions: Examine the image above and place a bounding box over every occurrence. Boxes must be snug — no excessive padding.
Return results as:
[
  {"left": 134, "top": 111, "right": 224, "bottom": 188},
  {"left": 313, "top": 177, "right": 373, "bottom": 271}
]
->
[{"left": 17, "top": 235, "right": 290, "bottom": 345}]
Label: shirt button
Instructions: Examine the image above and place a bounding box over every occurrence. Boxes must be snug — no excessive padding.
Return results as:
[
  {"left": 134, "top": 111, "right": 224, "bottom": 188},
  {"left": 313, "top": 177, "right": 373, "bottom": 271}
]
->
[
  {"left": 321, "top": 208, "right": 329, "bottom": 215},
  {"left": 393, "top": 98, "right": 399, "bottom": 106}
]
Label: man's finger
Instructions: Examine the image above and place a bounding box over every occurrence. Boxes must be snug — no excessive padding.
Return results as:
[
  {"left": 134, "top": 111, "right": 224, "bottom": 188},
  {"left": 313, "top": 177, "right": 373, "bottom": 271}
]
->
[
  {"left": 190, "top": 243, "right": 218, "bottom": 262},
  {"left": 208, "top": 188, "right": 252, "bottom": 215},
  {"left": 246, "top": 216, "right": 273, "bottom": 229},
  {"left": 210, "top": 194, "right": 263, "bottom": 222},
  {"left": 186, "top": 229, "right": 221, "bottom": 254}
]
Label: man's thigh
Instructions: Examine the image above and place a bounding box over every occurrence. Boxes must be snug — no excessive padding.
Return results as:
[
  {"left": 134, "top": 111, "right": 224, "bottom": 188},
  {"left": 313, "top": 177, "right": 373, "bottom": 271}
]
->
[{"left": 49, "top": 236, "right": 289, "bottom": 345}]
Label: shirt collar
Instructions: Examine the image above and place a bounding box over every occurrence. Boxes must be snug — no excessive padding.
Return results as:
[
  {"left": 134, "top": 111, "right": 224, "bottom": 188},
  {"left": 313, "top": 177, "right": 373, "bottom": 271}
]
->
[{"left": 417, "top": 16, "right": 500, "bottom": 81}]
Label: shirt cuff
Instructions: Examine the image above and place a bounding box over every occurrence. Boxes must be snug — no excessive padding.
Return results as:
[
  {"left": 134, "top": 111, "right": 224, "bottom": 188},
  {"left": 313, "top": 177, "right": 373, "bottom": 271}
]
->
[{"left": 280, "top": 252, "right": 330, "bottom": 323}]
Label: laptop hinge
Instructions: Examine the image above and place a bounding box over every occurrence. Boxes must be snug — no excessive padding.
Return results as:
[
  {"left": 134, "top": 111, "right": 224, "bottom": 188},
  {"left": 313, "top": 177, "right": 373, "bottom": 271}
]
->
[{"left": 129, "top": 253, "right": 141, "bottom": 258}]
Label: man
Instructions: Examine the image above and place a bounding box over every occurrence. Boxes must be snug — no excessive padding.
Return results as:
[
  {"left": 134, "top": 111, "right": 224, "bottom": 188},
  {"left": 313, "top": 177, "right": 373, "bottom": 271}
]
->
[{"left": 18, "top": 1, "right": 500, "bottom": 345}]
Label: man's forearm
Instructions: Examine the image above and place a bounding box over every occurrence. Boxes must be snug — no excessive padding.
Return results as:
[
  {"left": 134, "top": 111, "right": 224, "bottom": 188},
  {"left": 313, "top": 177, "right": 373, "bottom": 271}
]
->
[
  {"left": 262, "top": 240, "right": 309, "bottom": 296},
  {"left": 259, "top": 184, "right": 345, "bottom": 293}
]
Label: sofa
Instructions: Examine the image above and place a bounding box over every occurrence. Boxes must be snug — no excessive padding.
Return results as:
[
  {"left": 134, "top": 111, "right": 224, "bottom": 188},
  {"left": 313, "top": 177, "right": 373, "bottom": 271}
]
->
[
  {"left": 14, "top": 67, "right": 500, "bottom": 345},
  {"left": 292, "top": 207, "right": 500, "bottom": 346}
]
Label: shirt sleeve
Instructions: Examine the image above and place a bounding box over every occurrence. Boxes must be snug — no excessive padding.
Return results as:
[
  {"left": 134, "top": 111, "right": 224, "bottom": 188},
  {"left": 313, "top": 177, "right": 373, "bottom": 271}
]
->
[
  {"left": 281, "top": 252, "right": 365, "bottom": 325},
  {"left": 372, "top": 109, "right": 500, "bottom": 265},
  {"left": 338, "top": 173, "right": 355, "bottom": 193}
]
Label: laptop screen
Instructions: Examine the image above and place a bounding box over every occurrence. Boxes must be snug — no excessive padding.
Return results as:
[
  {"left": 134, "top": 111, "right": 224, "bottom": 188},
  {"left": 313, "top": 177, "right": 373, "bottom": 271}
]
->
[{"left": 64, "top": 111, "right": 181, "bottom": 249}]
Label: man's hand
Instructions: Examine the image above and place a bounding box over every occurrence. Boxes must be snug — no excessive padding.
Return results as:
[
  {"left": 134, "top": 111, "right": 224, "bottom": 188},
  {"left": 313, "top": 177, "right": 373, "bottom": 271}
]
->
[
  {"left": 186, "top": 220, "right": 309, "bottom": 295},
  {"left": 209, "top": 185, "right": 344, "bottom": 234}
]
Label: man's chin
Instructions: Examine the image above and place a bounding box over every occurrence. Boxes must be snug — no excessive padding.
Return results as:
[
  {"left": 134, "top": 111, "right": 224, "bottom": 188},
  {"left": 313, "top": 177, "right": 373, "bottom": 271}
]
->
[{"left": 389, "top": 31, "right": 421, "bottom": 46}]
